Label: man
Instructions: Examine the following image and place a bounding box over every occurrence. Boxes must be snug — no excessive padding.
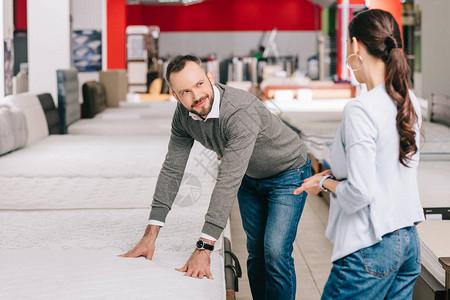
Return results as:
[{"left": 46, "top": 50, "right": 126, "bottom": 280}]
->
[{"left": 122, "top": 55, "right": 311, "bottom": 300}]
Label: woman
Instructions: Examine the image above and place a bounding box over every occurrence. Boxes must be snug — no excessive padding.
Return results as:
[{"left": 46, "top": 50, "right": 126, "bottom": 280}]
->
[{"left": 294, "top": 9, "right": 424, "bottom": 299}]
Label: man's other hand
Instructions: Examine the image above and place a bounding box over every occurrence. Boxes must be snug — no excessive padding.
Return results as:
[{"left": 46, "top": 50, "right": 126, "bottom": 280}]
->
[
  {"left": 119, "top": 225, "right": 160, "bottom": 260},
  {"left": 175, "top": 249, "right": 214, "bottom": 279}
]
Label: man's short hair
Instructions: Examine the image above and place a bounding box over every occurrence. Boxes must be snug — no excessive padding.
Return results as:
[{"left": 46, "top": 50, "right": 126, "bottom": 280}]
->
[{"left": 165, "top": 55, "right": 205, "bottom": 86}]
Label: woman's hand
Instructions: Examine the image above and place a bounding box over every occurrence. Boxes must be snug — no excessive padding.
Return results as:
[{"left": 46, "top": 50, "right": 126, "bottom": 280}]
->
[{"left": 294, "top": 169, "right": 332, "bottom": 195}]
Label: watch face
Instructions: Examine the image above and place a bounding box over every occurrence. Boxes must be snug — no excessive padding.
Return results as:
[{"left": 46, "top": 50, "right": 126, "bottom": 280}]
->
[{"left": 196, "top": 240, "right": 204, "bottom": 249}]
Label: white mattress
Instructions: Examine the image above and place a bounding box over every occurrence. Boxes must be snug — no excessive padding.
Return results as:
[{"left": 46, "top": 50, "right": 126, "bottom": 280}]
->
[
  {"left": 0, "top": 146, "right": 225, "bottom": 299},
  {"left": 418, "top": 161, "right": 450, "bottom": 209},
  {"left": 0, "top": 208, "right": 222, "bottom": 253},
  {"left": 0, "top": 177, "right": 156, "bottom": 209},
  {"left": 0, "top": 250, "right": 224, "bottom": 300},
  {"left": 0, "top": 135, "right": 168, "bottom": 178},
  {"left": 0, "top": 208, "right": 225, "bottom": 299},
  {"left": 0, "top": 139, "right": 219, "bottom": 209},
  {"left": 68, "top": 101, "right": 177, "bottom": 135},
  {"left": 416, "top": 220, "right": 450, "bottom": 287},
  {"left": 68, "top": 118, "right": 172, "bottom": 136}
]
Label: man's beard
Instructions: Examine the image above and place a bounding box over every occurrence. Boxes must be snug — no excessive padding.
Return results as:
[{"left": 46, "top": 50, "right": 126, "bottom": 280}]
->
[{"left": 188, "top": 81, "right": 214, "bottom": 119}]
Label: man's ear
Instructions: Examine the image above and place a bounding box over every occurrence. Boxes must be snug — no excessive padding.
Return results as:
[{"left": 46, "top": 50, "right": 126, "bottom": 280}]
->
[
  {"left": 172, "top": 92, "right": 181, "bottom": 104},
  {"left": 207, "top": 71, "right": 215, "bottom": 85}
]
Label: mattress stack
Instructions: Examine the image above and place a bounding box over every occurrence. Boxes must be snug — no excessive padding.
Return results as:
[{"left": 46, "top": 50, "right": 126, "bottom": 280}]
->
[
  {"left": 0, "top": 93, "right": 227, "bottom": 299},
  {"left": 417, "top": 220, "right": 450, "bottom": 287}
]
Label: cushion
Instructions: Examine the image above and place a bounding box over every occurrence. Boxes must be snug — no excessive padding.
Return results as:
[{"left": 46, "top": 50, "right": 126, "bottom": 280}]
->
[
  {"left": 57, "top": 69, "right": 80, "bottom": 134},
  {"left": 0, "top": 105, "right": 28, "bottom": 155},
  {"left": 3, "top": 93, "right": 48, "bottom": 145},
  {"left": 99, "top": 70, "right": 127, "bottom": 107},
  {"left": 37, "top": 93, "right": 61, "bottom": 134},
  {"left": 81, "top": 81, "right": 106, "bottom": 118}
]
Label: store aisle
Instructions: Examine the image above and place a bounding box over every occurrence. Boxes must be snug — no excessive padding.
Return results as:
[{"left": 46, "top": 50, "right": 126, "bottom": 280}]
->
[{"left": 230, "top": 194, "right": 333, "bottom": 300}]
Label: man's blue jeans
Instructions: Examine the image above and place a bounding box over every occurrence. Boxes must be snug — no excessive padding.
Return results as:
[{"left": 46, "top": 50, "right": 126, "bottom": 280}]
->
[
  {"left": 322, "top": 225, "right": 421, "bottom": 300},
  {"left": 237, "top": 158, "right": 311, "bottom": 300}
]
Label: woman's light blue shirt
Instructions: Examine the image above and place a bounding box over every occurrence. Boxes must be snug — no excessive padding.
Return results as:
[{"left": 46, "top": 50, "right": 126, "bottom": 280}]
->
[{"left": 327, "top": 83, "right": 425, "bottom": 262}]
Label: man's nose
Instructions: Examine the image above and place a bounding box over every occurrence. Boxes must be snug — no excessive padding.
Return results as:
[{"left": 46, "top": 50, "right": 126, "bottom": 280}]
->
[{"left": 191, "top": 88, "right": 202, "bottom": 100}]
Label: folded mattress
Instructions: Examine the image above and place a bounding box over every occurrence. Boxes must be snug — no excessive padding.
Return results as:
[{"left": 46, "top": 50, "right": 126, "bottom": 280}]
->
[{"left": 416, "top": 220, "right": 450, "bottom": 287}]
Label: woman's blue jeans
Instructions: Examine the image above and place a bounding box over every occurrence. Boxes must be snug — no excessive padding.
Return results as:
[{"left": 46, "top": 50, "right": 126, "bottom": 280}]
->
[
  {"left": 321, "top": 225, "right": 422, "bottom": 300},
  {"left": 237, "top": 158, "right": 311, "bottom": 300}
]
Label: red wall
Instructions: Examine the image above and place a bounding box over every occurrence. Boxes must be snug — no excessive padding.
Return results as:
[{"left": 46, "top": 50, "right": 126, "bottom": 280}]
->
[
  {"left": 368, "top": 0, "right": 403, "bottom": 36},
  {"left": 107, "top": 0, "right": 127, "bottom": 69},
  {"left": 127, "top": 0, "right": 321, "bottom": 31},
  {"left": 14, "top": 0, "right": 27, "bottom": 30}
]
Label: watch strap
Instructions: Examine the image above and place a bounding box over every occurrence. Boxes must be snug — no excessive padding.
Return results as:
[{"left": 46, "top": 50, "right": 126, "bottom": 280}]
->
[
  {"left": 196, "top": 240, "right": 214, "bottom": 251},
  {"left": 319, "top": 174, "right": 334, "bottom": 192}
]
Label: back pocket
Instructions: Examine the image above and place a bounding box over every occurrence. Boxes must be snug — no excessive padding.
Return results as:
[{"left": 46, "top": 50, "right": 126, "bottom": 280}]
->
[{"left": 360, "top": 231, "right": 401, "bottom": 278}]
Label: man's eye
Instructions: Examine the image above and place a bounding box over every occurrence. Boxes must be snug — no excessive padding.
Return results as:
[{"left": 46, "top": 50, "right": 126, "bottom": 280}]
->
[{"left": 197, "top": 82, "right": 203, "bottom": 87}]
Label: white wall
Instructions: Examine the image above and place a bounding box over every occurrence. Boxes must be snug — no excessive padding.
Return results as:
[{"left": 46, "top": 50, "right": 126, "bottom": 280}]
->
[
  {"left": 159, "top": 31, "right": 319, "bottom": 73},
  {"left": 0, "top": 3, "right": 4, "bottom": 98},
  {"left": 70, "top": 0, "right": 104, "bottom": 102},
  {"left": 71, "top": 0, "right": 102, "bottom": 30},
  {"left": 1, "top": 0, "right": 14, "bottom": 98},
  {"left": 421, "top": 0, "right": 450, "bottom": 98},
  {"left": 3, "top": 0, "right": 13, "bottom": 40},
  {"left": 28, "top": 0, "right": 71, "bottom": 102}
]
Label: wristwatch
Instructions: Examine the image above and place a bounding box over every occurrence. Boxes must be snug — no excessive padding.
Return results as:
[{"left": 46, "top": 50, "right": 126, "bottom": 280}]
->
[
  {"left": 196, "top": 240, "right": 214, "bottom": 251},
  {"left": 319, "top": 174, "right": 335, "bottom": 192}
]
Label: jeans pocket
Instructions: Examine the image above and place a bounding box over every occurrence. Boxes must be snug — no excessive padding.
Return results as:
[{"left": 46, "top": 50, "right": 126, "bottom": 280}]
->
[
  {"left": 360, "top": 231, "right": 401, "bottom": 278},
  {"left": 411, "top": 226, "right": 422, "bottom": 264}
]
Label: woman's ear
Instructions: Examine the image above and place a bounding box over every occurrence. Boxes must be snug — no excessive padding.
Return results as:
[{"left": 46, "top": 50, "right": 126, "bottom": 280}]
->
[{"left": 351, "top": 36, "right": 360, "bottom": 55}]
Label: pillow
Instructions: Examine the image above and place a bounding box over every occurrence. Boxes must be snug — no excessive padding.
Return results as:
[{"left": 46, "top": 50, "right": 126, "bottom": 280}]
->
[
  {"left": 0, "top": 105, "right": 28, "bottom": 156},
  {"left": 3, "top": 93, "right": 48, "bottom": 145}
]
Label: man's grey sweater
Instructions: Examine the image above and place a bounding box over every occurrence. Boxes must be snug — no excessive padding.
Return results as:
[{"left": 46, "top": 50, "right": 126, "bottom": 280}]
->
[{"left": 150, "top": 83, "right": 308, "bottom": 239}]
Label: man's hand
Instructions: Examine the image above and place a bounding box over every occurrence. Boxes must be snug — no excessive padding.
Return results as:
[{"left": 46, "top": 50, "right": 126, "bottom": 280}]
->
[
  {"left": 293, "top": 169, "right": 332, "bottom": 195},
  {"left": 176, "top": 249, "right": 214, "bottom": 279},
  {"left": 119, "top": 225, "right": 160, "bottom": 260}
]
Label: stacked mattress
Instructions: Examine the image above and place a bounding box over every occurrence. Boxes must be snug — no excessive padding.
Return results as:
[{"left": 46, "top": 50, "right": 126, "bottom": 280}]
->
[
  {"left": 416, "top": 220, "right": 450, "bottom": 287},
  {"left": 0, "top": 93, "right": 227, "bottom": 299}
]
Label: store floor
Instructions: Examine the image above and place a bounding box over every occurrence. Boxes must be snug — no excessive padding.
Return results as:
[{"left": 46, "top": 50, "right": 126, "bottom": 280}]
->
[{"left": 230, "top": 194, "right": 333, "bottom": 300}]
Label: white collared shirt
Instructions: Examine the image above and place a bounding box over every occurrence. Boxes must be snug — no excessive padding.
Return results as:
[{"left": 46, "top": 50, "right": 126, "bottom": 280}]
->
[
  {"left": 148, "top": 85, "right": 221, "bottom": 242},
  {"left": 188, "top": 85, "right": 221, "bottom": 122}
]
